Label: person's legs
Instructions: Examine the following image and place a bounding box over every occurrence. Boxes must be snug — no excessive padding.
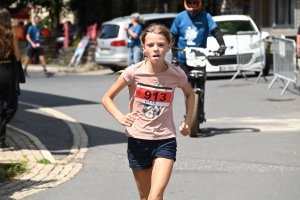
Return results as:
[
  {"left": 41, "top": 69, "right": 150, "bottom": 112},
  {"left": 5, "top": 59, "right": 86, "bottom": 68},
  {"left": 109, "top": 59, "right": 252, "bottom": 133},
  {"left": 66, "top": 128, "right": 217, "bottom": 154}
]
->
[
  {"left": 37, "top": 48, "right": 47, "bottom": 71},
  {"left": 4, "top": 83, "right": 18, "bottom": 125},
  {"left": 132, "top": 168, "right": 152, "bottom": 200},
  {"left": 149, "top": 158, "right": 174, "bottom": 200},
  {"left": 0, "top": 87, "right": 6, "bottom": 143},
  {"left": 0, "top": 84, "right": 18, "bottom": 146},
  {"left": 127, "top": 137, "right": 176, "bottom": 200},
  {"left": 38, "top": 48, "right": 54, "bottom": 77},
  {"left": 127, "top": 47, "right": 134, "bottom": 66},
  {"left": 23, "top": 56, "right": 30, "bottom": 71},
  {"left": 23, "top": 56, "right": 31, "bottom": 77},
  {"left": 38, "top": 55, "right": 47, "bottom": 71},
  {"left": 133, "top": 45, "right": 143, "bottom": 64},
  {"left": 23, "top": 48, "right": 33, "bottom": 77}
]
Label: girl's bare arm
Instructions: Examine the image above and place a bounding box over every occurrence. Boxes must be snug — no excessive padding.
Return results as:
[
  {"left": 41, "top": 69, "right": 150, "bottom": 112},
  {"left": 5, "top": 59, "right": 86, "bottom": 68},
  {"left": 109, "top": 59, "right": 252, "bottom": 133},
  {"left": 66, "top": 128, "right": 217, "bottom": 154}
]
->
[
  {"left": 102, "top": 75, "right": 136, "bottom": 126},
  {"left": 179, "top": 81, "right": 195, "bottom": 135}
]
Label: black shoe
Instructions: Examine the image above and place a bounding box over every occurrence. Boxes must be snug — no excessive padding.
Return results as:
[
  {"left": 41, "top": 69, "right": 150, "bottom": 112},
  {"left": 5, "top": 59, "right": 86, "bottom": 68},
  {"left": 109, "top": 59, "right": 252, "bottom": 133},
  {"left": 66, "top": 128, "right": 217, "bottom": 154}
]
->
[
  {"left": 0, "top": 142, "right": 11, "bottom": 150},
  {"left": 45, "top": 72, "right": 54, "bottom": 78}
]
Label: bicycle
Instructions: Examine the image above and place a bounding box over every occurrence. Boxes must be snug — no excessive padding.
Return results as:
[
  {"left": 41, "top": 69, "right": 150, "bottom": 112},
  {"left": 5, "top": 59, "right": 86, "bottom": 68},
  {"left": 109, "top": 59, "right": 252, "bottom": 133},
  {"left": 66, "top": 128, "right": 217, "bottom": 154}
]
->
[{"left": 171, "top": 46, "right": 236, "bottom": 137}]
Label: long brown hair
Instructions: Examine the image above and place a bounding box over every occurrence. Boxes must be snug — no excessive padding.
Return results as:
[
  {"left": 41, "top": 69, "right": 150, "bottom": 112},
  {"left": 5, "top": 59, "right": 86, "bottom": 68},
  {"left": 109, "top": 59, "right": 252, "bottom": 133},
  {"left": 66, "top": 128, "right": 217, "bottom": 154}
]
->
[{"left": 0, "top": 8, "right": 14, "bottom": 58}]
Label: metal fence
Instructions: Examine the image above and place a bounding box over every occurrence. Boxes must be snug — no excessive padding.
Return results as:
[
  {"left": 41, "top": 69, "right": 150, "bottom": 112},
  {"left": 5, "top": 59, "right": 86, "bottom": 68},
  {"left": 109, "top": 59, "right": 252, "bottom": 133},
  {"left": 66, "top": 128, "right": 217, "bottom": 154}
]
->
[
  {"left": 268, "top": 36, "right": 299, "bottom": 95},
  {"left": 230, "top": 31, "right": 267, "bottom": 83}
]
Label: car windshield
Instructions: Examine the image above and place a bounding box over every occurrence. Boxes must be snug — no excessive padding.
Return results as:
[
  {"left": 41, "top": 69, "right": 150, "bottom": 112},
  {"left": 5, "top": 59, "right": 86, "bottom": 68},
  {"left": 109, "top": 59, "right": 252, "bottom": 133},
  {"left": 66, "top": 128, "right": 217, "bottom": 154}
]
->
[
  {"left": 98, "top": 25, "right": 119, "bottom": 39},
  {"left": 215, "top": 20, "right": 255, "bottom": 35}
]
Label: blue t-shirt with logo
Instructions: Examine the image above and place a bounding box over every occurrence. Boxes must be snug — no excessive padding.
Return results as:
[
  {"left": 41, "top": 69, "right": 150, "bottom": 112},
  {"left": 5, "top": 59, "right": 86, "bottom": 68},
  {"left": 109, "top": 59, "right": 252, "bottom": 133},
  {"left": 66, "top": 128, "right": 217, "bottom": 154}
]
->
[
  {"left": 128, "top": 24, "right": 142, "bottom": 47},
  {"left": 27, "top": 25, "right": 41, "bottom": 48},
  {"left": 170, "top": 10, "right": 217, "bottom": 62}
]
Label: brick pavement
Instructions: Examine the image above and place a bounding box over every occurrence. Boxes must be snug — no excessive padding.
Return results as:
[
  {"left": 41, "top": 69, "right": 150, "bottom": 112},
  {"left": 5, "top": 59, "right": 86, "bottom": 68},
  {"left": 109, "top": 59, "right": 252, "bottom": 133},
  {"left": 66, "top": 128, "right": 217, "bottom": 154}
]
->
[{"left": 0, "top": 103, "right": 88, "bottom": 200}]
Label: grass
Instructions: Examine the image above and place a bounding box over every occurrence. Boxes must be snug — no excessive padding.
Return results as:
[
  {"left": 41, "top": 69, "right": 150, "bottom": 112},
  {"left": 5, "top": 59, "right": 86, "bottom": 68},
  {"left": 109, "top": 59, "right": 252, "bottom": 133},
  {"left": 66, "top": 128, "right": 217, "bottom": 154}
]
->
[
  {"left": 0, "top": 160, "right": 28, "bottom": 182},
  {"left": 37, "top": 158, "right": 51, "bottom": 164}
]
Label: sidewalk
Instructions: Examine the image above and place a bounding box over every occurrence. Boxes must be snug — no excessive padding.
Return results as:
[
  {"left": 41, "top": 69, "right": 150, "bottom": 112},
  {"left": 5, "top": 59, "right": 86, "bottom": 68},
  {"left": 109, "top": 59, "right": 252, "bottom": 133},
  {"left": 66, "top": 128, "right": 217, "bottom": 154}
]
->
[
  {"left": 24, "top": 64, "right": 113, "bottom": 75},
  {"left": 0, "top": 102, "right": 89, "bottom": 200}
]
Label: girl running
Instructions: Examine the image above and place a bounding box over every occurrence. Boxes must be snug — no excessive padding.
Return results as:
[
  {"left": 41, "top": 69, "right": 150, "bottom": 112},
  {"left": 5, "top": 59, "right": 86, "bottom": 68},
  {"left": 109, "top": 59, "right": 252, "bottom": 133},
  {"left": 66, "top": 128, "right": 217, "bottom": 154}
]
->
[{"left": 102, "top": 23, "right": 195, "bottom": 200}]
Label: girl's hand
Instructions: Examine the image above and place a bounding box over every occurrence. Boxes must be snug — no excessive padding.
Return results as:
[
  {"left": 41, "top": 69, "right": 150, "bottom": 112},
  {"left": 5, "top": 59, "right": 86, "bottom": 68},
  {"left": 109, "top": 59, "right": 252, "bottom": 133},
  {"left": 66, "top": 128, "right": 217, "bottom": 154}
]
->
[
  {"left": 179, "top": 121, "right": 190, "bottom": 136},
  {"left": 120, "top": 112, "right": 136, "bottom": 127}
]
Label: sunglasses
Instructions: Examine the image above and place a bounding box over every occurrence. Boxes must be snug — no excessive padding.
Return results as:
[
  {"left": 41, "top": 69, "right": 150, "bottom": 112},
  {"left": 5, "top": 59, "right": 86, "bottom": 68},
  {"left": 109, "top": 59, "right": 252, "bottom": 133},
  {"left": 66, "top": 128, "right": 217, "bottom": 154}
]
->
[{"left": 186, "top": 1, "right": 199, "bottom": 5}]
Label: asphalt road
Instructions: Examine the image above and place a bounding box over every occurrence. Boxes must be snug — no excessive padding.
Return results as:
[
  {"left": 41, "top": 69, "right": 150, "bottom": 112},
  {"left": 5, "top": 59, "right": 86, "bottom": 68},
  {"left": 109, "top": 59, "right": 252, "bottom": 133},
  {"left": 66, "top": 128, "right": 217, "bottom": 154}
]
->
[{"left": 11, "top": 71, "right": 300, "bottom": 200}]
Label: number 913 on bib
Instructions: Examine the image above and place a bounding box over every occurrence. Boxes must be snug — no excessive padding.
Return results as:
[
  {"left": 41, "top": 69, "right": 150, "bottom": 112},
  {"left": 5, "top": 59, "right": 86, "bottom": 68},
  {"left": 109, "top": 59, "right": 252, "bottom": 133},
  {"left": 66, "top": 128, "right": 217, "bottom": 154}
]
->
[{"left": 135, "top": 83, "right": 173, "bottom": 107}]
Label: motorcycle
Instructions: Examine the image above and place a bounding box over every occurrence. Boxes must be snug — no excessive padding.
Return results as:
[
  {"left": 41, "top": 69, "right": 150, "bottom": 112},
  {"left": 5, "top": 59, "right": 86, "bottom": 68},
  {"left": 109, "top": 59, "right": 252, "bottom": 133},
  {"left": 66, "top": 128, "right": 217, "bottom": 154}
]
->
[{"left": 171, "top": 46, "right": 237, "bottom": 137}]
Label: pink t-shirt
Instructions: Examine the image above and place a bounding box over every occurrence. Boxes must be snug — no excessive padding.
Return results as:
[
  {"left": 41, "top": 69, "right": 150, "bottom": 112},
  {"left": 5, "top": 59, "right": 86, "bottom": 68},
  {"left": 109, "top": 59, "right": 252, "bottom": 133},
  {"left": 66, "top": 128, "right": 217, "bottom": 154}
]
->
[{"left": 121, "top": 61, "right": 187, "bottom": 140}]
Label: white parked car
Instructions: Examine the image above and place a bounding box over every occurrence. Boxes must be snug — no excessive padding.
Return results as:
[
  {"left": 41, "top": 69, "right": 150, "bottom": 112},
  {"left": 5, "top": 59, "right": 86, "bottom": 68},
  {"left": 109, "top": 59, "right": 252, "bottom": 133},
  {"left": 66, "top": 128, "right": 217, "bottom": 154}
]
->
[
  {"left": 206, "top": 15, "right": 270, "bottom": 75},
  {"left": 95, "top": 13, "right": 177, "bottom": 72}
]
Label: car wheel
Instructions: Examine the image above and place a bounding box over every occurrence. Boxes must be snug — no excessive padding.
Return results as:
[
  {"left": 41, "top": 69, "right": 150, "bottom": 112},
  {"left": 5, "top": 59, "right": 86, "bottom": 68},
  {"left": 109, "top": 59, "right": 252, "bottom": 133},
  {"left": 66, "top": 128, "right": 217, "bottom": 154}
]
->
[{"left": 110, "top": 66, "right": 122, "bottom": 73}]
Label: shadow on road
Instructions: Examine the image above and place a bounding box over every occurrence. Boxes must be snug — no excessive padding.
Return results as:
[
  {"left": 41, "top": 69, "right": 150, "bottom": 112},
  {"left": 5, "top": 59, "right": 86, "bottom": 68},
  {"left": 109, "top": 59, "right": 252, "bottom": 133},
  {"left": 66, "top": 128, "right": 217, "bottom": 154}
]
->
[
  {"left": 192, "top": 127, "right": 261, "bottom": 138},
  {"left": 0, "top": 178, "right": 57, "bottom": 199},
  {"left": 19, "top": 90, "right": 99, "bottom": 107},
  {"left": 8, "top": 90, "right": 127, "bottom": 159},
  {"left": 10, "top": 103, "right": 127, "bottom": 156}
]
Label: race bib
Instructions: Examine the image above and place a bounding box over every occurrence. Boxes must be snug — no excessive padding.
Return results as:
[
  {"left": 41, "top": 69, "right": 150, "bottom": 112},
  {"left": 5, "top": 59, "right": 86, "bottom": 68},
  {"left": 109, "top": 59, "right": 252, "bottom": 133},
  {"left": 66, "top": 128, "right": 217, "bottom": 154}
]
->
[{"left": 135, "top": 83, "right": 173, "bottom": 107}]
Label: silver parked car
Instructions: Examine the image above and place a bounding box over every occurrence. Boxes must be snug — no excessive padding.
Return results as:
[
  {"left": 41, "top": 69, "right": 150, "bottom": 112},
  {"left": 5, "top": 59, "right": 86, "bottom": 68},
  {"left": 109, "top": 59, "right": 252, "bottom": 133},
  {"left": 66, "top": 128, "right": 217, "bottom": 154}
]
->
[{"left": 95, "top": 13, "right": 177, "bottom": 72}]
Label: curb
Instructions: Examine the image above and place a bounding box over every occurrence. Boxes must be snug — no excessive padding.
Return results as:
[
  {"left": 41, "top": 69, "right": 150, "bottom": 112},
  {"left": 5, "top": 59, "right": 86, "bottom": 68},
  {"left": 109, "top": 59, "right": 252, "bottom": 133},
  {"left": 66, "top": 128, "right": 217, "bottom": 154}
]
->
[
  {"left": 0, "top": 101, "right": 89, "bottom": 200},
  {"left": 6, "top": 125, "right": 56, "bottom": 164},
  {"left": 25, "top": 64, "right": 113, "bottom": 74}
]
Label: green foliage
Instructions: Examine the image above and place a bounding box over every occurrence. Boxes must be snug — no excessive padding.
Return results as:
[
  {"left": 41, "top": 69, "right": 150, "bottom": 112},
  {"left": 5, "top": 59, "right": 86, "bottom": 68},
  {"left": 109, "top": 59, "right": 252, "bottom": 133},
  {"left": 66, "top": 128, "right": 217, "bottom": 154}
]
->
[
  {"left": 2, "top": 0, "right": 68, "bottom": 28},
  {"left": 37, "top": 158, "right": 51, "bottom": 164},
  {"left": 0, "top": 161, "right": 28, "bottom": 182},
  {"left": 39, "top": 15, "right": 53, "bottom": 29}
]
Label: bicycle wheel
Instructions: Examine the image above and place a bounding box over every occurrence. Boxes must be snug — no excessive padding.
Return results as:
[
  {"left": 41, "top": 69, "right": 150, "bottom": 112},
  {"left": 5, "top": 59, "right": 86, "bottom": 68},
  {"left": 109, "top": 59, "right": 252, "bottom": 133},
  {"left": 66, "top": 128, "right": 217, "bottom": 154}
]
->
[{"left": 190, "top": 93, "right": 199, "bottom": 137}]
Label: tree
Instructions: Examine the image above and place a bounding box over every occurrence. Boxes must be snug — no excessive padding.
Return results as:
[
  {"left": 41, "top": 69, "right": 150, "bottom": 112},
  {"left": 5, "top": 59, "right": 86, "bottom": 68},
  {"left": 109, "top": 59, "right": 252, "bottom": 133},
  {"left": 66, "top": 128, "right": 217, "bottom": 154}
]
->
[{"left": 1, "top": 0, "right": 64, "bottom": 28}]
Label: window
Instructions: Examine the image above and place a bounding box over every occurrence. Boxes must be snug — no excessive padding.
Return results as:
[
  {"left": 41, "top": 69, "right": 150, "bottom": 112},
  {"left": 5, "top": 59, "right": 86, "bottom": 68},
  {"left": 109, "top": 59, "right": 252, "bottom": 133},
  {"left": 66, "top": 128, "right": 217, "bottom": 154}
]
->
[
  {"left": 275, "top": 0, "right": 295, "bottom": 26},
  {"left": 215, "top": 20, "right": 255, "bottom": 35},
  {"left": 98, "top": 25, "right": 119, "bottom": 39}
]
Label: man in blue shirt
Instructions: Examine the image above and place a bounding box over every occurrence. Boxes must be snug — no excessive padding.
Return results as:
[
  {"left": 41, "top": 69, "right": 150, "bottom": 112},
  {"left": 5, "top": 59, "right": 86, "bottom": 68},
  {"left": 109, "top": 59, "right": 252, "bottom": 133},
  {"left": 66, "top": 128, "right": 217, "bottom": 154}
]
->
[
  {"left": 170, "top": 0, "right": 226, "bottom": 74},
  {"left": 23, "top": 16, "right": 54, "bottom": 77}
]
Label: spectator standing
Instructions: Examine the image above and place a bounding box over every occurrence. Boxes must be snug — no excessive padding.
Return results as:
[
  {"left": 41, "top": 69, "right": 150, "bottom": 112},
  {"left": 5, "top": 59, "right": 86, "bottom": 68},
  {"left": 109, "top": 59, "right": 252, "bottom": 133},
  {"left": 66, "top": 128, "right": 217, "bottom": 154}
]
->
[
  {"left": 0, "top": 8, "right": 22, "bottom": 149},
  {"left": 13, "top": 21, "right": 25, "bottom": 41},
  {"left": 22, "top": 15, "right": 54, "bottom": 77},
  {"left": 124, "top": 13, "right": 144, "bottom": 66}
]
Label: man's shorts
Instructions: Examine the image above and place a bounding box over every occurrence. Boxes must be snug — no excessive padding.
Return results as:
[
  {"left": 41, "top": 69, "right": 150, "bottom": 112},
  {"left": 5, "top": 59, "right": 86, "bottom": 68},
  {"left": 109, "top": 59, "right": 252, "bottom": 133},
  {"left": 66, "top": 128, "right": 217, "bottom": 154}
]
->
[
  {"left": 27, "top": 48, "right": 45, "bottom": 58},
  {"left": 127, "top": 137, "right": 177, "bottom": 170}
]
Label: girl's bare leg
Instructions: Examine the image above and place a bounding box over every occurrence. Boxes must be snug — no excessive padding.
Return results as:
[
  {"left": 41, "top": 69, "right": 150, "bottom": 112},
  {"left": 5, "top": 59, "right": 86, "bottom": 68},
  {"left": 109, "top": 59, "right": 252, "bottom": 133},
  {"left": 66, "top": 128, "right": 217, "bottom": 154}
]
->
[
  {"left": 148, "top": 158, "right": 174, "bottom": 200},
  {"left": 132, "top": 167, "right": 152, "bottom": 200}
]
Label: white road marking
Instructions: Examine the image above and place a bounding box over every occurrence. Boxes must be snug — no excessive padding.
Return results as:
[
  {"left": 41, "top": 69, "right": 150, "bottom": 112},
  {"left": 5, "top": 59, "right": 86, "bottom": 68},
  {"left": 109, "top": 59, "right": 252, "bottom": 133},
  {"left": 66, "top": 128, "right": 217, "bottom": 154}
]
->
[{"left": 207, "top": 118, "right": 300, "bottom": 132}]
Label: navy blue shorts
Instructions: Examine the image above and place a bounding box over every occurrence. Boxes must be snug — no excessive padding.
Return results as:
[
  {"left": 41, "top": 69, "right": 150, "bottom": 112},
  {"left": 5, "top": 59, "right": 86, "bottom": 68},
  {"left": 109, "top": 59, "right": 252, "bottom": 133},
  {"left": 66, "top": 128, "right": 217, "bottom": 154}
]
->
[{"left": 127, "top": 137, "right": 177, "bottom": 170}]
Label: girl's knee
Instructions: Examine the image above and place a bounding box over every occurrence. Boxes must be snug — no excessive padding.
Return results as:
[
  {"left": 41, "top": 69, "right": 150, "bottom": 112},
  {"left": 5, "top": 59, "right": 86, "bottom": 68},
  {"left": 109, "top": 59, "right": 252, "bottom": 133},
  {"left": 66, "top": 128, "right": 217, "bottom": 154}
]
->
[
  {"left": 148, "top": 193, "right": 163, "bottom": 200},
  {"left": 148, "top": 190, "right": 164, "bottom": 200}
]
